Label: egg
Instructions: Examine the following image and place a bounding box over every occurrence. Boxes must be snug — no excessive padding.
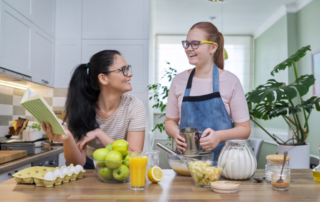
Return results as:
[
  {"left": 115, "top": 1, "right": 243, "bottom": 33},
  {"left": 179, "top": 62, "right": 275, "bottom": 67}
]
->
[
  {"left": 69, "top": 166, "right": 78, "bottom": 174},
  {"left": 44, "top": 171, "right": 55, "bottom": 180},
  {"left": 75, "top": 165, "right": 84, "bottom": 172},
  {"left": 62, "top": 167, "right": 71, "bottom": 176},
  {"left": 53, "top": 169, "right": 64, "bottom": 178}
]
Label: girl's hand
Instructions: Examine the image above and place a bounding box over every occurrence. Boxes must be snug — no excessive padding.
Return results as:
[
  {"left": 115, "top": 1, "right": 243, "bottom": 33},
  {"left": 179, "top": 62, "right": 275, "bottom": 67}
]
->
[
  {"left": 78, "top": 128, "right": 104, "bottom": 151},
  {"left": 41, "top": 123, "right": 72, "bottom": 142},
  {"left": 199, "top": 128, "right": 221, "bottom": 151},
  {"left": 174, "top": 131, "right": 187, "bottom": 154}
]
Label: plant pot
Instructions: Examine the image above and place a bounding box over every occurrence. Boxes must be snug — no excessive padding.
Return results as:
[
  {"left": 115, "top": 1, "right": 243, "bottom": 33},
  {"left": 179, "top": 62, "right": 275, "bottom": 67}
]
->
[
  {"left": 277, "top": 143, "right": 310, "bottom": 169},
  {"left": 28, "top": 131, "right": 43, "bottom": 147}
]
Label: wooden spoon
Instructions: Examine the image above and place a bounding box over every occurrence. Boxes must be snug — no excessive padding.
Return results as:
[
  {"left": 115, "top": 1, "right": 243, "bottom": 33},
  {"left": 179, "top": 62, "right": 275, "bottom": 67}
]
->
[{"left": 276, "top": 151, "right": 288, "bottom": 183}]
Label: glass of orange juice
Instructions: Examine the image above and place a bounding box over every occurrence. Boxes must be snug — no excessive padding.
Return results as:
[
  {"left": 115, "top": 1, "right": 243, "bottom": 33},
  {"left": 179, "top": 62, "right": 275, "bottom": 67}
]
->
[{"left": 129, "top": 151, "right": 148, "bottom": 190}]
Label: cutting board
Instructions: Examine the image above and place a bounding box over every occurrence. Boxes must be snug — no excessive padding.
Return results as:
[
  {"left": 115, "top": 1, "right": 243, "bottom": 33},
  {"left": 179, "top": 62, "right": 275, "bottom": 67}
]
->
[{"left": 0, "top": 150, "right": 28, "bottom": 164}]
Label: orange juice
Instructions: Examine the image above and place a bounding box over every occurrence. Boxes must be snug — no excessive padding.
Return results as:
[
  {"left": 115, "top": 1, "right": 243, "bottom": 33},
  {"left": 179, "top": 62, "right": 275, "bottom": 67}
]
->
[{"left": 129, "top": 156, "right": 148, "bottom": 190}]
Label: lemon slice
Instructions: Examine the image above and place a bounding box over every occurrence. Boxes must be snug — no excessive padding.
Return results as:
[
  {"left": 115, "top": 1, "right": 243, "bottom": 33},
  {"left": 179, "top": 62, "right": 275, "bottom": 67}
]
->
[{"left": 147, "top": 166, "right": 163, "bottom": 183}]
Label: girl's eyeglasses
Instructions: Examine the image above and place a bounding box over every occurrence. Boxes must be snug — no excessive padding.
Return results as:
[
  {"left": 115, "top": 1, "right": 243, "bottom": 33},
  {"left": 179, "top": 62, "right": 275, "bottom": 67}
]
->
[
  {"left": 101, "top": 65, "right": 132, "bottom": 76},
  {"left": 182, "top": 40, "right": 215, "bottom": 49}
]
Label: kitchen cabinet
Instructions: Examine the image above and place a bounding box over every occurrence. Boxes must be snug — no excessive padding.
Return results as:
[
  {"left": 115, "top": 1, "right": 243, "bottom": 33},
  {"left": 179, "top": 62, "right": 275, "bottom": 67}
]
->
[
  {"left": 82, "top": 0, "right": 149, "bottom": 40},
  {"left": 3, "top": 0, "right": 55, "bottom": 37},
  {"left": 0, "top": 163, "right": 30, "bottom": 183},
  {"left": 31, "top": 26, "right": 54, "bottom": 86},
  {"left": 0, "top": 1, "right": 54, "bottom": 87}
]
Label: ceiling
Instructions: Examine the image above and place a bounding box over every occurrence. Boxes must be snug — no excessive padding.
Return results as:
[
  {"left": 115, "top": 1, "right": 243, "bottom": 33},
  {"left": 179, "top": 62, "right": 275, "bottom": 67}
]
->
[{"left": 152, "top": 0, "right": 299, "bottom": 36}]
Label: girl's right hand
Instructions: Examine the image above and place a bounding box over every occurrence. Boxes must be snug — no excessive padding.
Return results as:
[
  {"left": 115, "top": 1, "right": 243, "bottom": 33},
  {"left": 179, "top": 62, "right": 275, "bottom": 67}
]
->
[
  {"left": 174, "top": 132, "right": 187, "bottom": 154},
  {"left": 41, "top": 123, "right": 72, "bottom": 142}
]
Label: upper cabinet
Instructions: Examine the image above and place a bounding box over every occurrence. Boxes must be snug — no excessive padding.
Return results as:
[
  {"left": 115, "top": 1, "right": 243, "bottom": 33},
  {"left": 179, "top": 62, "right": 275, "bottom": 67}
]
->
[
  {"left": 3, "top": 0, "right": 55, "bottom": 37},
  {"left": 0, "top": 1, "right": 54, "bottom": 87},
  {"left": 82, "top": 0, "right": 149, "bottom": 39}
]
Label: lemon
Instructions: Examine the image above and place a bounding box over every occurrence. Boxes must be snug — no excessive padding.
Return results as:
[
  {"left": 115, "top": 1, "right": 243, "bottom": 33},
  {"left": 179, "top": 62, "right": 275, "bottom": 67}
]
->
[{"left": 147, "top": 166, "right": 163, "bottom": 183}]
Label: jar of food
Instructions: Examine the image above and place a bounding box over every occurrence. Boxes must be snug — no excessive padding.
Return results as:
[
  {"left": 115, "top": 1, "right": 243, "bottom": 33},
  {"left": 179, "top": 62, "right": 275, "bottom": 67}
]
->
[
  {"left": 271, "top": 169, "right": 290, "bottom": 190},
  {"left": 265, "top": 154, "right": 290, "bottom": 183},
  {"left": 218, "top": 139, "right": 257, "bottom": 180}
]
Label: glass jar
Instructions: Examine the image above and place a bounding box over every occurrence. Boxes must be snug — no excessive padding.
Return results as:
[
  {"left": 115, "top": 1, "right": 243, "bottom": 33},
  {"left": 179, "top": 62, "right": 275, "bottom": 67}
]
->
[
  {"left": 271, "top": 169, "right": 290, "bottom": 191},
  {"left": 265, "top": 159, "right": 290, "bottom": 183},
  {"left": 218, "top": 139, "right": 257, "bottom": 180}
]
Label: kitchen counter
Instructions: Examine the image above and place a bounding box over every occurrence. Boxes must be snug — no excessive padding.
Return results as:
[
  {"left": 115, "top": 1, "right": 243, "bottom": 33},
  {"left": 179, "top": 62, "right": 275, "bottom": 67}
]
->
[
  {"left": 0, "top": 145, "right": 63, "bottom": 173},
  {"left": 0, "top": 169, "right": 319, "bottom": 201}
]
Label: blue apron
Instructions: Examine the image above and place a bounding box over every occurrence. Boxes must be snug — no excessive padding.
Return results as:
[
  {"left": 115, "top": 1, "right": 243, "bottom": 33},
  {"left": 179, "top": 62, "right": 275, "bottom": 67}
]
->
[{"left": 178, "top": 64, "right": 233, "bottom": 161}]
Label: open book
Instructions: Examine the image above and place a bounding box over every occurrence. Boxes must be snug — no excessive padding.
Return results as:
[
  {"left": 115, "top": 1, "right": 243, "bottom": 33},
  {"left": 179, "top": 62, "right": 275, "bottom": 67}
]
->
[{"left": 20, "top": 88, "right": 66, "bottom": 135}]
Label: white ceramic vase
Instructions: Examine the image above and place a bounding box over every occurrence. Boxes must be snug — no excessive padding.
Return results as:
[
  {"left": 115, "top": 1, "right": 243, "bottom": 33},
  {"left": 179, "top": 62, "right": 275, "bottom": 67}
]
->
[{"left": 277, "top": 143, "right": 310, "bottom": 169}]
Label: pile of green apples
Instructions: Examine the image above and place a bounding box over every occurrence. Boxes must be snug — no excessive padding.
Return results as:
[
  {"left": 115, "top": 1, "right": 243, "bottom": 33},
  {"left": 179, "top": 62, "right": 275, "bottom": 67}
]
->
[{"left": 93, "top": 139, "right": 130, "bottom": 182}]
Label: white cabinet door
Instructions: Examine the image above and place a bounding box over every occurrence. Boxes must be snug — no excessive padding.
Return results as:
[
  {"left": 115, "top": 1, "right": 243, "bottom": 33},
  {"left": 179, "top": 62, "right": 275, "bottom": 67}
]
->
[
  {"left": 31, "top": 26, "right": 54, "bottom": 87},
  {"left": 82, "top": 0, "right": 149, "bottom": 39},
  {"left": 0, "top": 163, "right": 31, "bottom": 183},
  {"left": 32, "top": 0, "right": 55, "bottom": 37},
  {"left": 55, "top": 0, "right": 82, "bottom": 40},
  {"left": 3, "top": 0, "right": 32, "bottom": 20},
  {"left": 0, "top": 2, "right": 32, "bottom": 76},
  {"left": 54, "top": 40, "right": 81, "bottom": 88}
]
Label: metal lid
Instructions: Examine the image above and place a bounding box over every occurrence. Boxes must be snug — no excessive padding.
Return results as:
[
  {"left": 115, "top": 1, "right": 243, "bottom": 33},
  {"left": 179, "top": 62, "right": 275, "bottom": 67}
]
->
[
  {"left": 2, "top": 143, "right": 34, "bottom": 146},
  {"left": 0, "top": 138, "right": 23, "bottom": 143}
]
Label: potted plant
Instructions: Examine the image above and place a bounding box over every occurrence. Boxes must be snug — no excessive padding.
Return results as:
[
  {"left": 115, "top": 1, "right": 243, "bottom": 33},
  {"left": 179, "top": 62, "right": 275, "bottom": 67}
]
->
[
  {"left": 148, "top": 62, "right": 177, "bottom": 149},
  {"left": 246, "top": 45, "right": 320, "bottom": 168},
  {"left": 27, "top": 123, "right": 43, "bottom": 147}
]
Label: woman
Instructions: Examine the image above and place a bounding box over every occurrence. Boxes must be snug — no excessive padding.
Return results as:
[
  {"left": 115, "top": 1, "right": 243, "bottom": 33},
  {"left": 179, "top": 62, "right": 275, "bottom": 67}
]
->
[
  {"left": 42, "top": 50, "right": 145, "bottom": 169},
  {"left": 165, "top": 22, "right": 250, "bottom": 160}
]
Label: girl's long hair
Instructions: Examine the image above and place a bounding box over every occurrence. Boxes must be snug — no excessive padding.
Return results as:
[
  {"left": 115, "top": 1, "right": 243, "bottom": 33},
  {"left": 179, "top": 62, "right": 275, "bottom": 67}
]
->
[{"left": 64, "top": 50, "right": 121, "bottom": 141}]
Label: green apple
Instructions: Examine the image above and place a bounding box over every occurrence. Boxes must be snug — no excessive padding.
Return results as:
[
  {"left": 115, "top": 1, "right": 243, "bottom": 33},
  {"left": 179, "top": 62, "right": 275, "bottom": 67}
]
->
[
  {"left": 112, "top": 139, "right": 129, "bottom": 156},
  {"left": 123, "top": 153, "right": 129, "bottom": 167},
  {"left": 106, "top": 143, "right": 113, "bottom": 151},
  {"left": 99, "top": 166, "right": 113, "bottom": 180},
  {"left": 113, "top": 164, "right": 129, "bottom": 181},
  {"left": 93, "top": 148, "right": 109, "bottom": 166},
  {"left": 105, "top": 150, "right": 123, "bottom": 169}
]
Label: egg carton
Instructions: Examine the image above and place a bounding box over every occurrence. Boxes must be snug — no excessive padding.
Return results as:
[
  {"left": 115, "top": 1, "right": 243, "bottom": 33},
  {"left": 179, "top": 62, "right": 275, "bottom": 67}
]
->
[{"left": 12, "top": 165, "right": 86, "bottom": 188}]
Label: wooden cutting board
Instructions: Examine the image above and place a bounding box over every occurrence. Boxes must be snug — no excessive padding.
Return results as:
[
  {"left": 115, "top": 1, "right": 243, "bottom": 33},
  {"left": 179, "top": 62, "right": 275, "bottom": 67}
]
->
[{"left": 0, "top": 150, "right": 28, "bottom": 164}]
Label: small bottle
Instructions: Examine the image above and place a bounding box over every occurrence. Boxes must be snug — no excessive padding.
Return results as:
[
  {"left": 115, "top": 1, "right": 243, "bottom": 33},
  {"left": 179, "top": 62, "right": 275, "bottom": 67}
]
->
[
  {"left": 271, "top": 169, "right": 290, "bottom": 191},
  {"left": 312, "top": 143, "right": 320, "bottom": 182}
]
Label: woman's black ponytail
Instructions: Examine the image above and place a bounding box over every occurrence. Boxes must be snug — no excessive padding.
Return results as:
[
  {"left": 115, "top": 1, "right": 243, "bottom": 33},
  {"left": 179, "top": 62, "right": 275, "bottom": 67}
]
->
[{"left": 64, "top": 50, "right": 121, "bottom": 141}]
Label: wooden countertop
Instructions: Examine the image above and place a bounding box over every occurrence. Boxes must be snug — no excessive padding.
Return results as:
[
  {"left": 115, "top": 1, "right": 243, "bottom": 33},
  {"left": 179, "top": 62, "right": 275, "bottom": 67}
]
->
[
  {"left": 0, "top": 169, "right": 319, "bottom": 201},
  {"left": 0, "top": 145, "right": 63, "bottom": 173}
]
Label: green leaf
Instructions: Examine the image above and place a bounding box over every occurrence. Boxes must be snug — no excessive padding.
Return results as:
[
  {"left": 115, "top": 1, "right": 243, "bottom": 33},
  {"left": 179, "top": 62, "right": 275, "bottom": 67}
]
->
[
  {"left": 271, "top": 45, "right": 311, "bottom": 76},
  {"left": 296, "top": 96, "right": 320, "bottom": 113},
  {"left": 247, "top": 75, "right": 315, "bottom": 103}
]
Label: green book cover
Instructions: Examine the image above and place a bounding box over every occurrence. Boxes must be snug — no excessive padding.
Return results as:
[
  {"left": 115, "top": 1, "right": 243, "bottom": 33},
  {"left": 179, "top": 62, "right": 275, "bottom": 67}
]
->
[{"left": 20, "top": 88, "right": 66, "bottom": 135}]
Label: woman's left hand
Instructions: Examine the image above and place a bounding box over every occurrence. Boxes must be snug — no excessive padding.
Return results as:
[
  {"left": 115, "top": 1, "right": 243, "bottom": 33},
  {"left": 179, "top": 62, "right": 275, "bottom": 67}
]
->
[
  {"left": 78, "top": 128, "right": 103, "bottom": 151},
  {"left": 199, "top": 128, "right": 221, "bottom": 151}
]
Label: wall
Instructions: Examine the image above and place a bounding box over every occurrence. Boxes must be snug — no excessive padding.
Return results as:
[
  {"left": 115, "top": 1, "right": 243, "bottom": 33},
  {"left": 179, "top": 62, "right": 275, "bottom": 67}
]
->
[
  {"left": 0, "top": 85, "right": 67, "bottom": 137},
  {"left": 253, "top": 0, "right": 320, "bottom": 168},
  {"left": 296, "top": 0, "right": 320, "bottom": 157}
]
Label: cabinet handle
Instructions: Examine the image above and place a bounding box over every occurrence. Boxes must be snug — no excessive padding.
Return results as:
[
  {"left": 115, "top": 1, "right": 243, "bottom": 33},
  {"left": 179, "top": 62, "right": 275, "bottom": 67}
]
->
[
  {"left": 47, "top": 161, "right": 56, "bottom": 166},
  {"left": 42, "top": 80, "right": 49, "bottom": 85},
  {"left": 8, "top": 173, "right": 13, "bottom": 178}
]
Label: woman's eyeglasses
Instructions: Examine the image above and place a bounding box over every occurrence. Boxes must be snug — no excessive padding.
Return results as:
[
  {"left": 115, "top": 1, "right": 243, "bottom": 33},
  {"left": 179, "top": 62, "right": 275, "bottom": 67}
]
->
[
  {"left": 182, "top": 40, "right": 215, "bottom": 49},
  {"left": 101, "top": 65, "right": 132, "bottom": 76}
]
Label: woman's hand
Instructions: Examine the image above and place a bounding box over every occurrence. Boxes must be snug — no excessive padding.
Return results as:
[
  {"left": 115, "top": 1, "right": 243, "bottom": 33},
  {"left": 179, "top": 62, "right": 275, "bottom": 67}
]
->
[
  {"left": 78, "top": 128, "right": 104, "bottom": 151},
  {"left": 174, "top": 131, "right": 187, "bottom": 154},
  {"left": 41, "top": 123, "right": 72, "bottom": 142},
  {"left": 200, "top": 128, "right": 221, "bottom": 151}
]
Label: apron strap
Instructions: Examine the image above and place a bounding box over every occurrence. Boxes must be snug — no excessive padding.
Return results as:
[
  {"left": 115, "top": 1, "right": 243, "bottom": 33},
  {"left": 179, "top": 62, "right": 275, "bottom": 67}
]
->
[{"left": 213, "top": 64, "right": 219, "bottom": 93}]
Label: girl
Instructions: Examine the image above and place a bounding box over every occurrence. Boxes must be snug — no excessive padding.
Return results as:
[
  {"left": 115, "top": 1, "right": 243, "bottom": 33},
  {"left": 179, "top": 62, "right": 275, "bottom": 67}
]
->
[
  {"left": 42, "top": 50, "right": 145, "bottom": 168},
  {"left": 165, "top": 22, "right": 250, "bottom": 160}
]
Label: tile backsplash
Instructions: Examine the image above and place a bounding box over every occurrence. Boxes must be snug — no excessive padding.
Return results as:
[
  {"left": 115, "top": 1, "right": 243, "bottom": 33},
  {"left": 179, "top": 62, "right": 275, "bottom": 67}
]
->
[{"left": 0, "top": 85, "right": 68, "bottom": 137}]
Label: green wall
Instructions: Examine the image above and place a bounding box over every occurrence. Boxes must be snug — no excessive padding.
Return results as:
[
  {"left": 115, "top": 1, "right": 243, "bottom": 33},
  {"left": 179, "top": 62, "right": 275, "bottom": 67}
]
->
[
  {"left": 296, "top": 0, "right": 320, "bottom": 157},
  {"left": 254, "top": 15, "right": 289, "bottom": 130},
  {"left": 254, "top": 0, "right": 320, "bottom": 168}
]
